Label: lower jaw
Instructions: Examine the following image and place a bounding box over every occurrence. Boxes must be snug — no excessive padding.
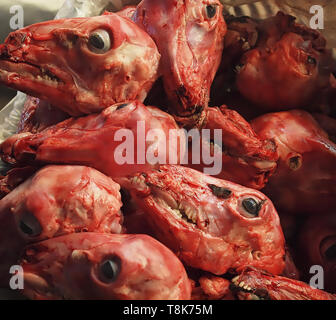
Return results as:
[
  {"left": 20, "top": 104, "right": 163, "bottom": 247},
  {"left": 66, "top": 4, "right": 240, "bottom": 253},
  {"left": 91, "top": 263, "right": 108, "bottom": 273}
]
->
[{"left": 0, "top": 58, "right": 62, "bottom": 85}]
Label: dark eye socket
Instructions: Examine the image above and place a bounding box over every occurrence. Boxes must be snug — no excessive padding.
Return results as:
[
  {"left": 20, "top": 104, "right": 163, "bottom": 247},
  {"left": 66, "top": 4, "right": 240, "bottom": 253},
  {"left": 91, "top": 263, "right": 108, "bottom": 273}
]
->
[
  {"left": 320, "top": 237, "right": 336, "bottom": 261},
  {"left": 307, "top": 56, "right": 317, "bottom": 66},
  {"left": 206, "top": 5, "right": 218, "bottom": 19},
  {"left": 19, "top": 213, "right": 42, "bottom": 237},
  {"left": 325, "top": 244, "right": 336, "bottom": 260},
  {"left": 242, "top": 198, "right": 262, "bottom": 217},
  {"left": 88, "top": 29, "right": 111, "bottom": 54},
  {"left": 99, "top": 257, "right": 121, "bottom": 283}
]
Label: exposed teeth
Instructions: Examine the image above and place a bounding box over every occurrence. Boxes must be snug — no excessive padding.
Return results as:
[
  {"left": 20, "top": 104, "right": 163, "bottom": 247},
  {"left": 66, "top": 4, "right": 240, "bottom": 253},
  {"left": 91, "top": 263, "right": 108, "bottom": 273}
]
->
[
  {"left": 232, "top": 277, "right": 268, "bottom": 300},
  {"left": 154, "top": 188, "right": 178, "bottom": 210},
  {"left": 183, "top": 206, "right": 197, "bottom": 224},
  {"left": 129, "top": 175, "right": 148, "bottom": 191},
  {"left": 158, "top": 198, "right": 198, "bottom": 225},
  {"left": 34, "top": 67, "right": 59, "bottom": 83},
  {"left": 130, "top": 176, "right": 143, "bottom": 185},
  {"left": 243, "top": 284, "right": 253, "bottom": 292},
  {"left": 36, "top": 72, "right": 58, "bottom": 83},
  {"left": 130, "top": 175, "right": 147, "bottom": 186},
  {"left": 172, "top": 209, "right": 182, "bottom": 218},
  {"left": 232, "top": 276, "right": 239, "bottom": 285},
  {"left": 232, "top": 277, "right": 253, "bottom": 292},
  {"left": 172, "top": 204, "right": 197, "bottom": 225}
]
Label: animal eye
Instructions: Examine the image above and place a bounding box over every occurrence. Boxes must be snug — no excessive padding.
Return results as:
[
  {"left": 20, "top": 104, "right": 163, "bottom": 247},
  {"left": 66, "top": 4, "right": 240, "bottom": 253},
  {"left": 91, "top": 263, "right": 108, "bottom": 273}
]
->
[
  {"left": 116, "top": 103, "right": 129, "bottom": 111},
  {"left": 307, "top": 56, "right": 317, "bottom": 66},
  {"left": 19, "top": 213, "right": 42, "bottom": 237},
  {"left": 321, "top": 237, "right": 336, "bottom": 261},
  {"left": 88, "top": 29, "right": 111, "bottom": 54},
  {"left": 99, "top": 257, "right": 121, "bottom": 283},
  {"left": 242, "top": 198, "right": 261, "bottom": 218},
  {"left": 205, "top": 5, "right": 218, "bottom": 19},
  {"left": 325, "top": 244, "right": 336, "bottom": 260}
]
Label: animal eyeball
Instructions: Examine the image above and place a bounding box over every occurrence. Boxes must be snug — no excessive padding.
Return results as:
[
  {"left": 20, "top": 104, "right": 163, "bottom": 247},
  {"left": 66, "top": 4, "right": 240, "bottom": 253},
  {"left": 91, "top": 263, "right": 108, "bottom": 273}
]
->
[
  {"left": 99, "top": 257, "right": 121, "bottom": 283},
  {"left": 88, "top": 29, "right": 111, "bottom": 54},
  {"left": 242, "top": 198, "right": 261, "bottom": 218},
  {"left": 19, "top": 213, "right": 42, "bottom": 237},
  {"left": 320, "top": 237, "right": 336, "bottom": 261},
  {"left": 307, "top": 56, "right": 317, "bottom": 66},
  {"left": 116, "top": 103, "right": 129, "bottom": 111},
  {"left": 205, "top": 4, "right": 218, "bottom": 19}
]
